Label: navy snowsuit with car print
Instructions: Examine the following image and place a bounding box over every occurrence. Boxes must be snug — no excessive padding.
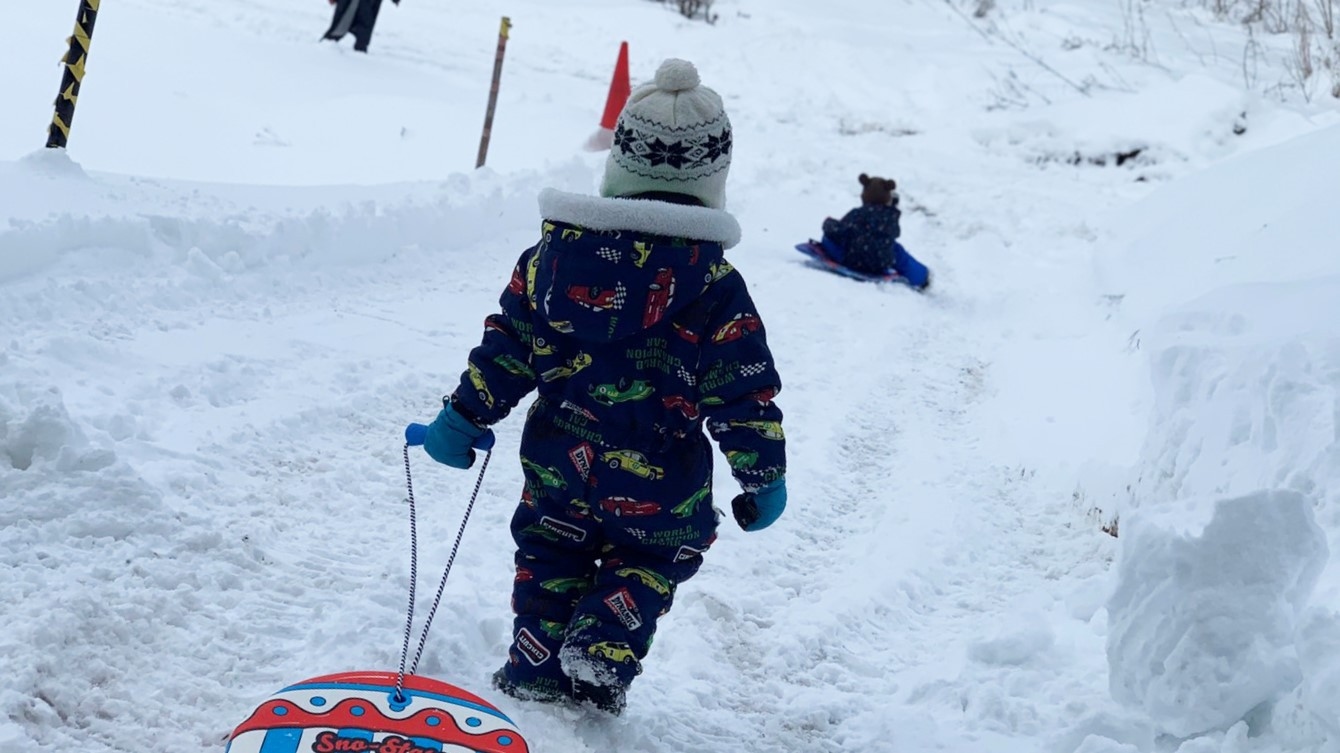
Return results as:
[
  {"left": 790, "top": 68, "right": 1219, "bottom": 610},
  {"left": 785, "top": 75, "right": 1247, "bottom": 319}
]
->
[{"left": 450, "top": 207, "right": 785, "bottom": 703}]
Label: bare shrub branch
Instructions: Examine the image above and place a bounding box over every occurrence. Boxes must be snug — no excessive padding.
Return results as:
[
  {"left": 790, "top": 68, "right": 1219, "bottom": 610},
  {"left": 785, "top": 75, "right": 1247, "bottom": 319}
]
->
[
  {"left": 1315, "top": 0, "right": 1336, "bottom": 38},
  {"left": 1285, "top": 0, "right": 1317, "bottom": 99},
  {"left": 647, "top": 0, "right": 718, "bottom": 24}
]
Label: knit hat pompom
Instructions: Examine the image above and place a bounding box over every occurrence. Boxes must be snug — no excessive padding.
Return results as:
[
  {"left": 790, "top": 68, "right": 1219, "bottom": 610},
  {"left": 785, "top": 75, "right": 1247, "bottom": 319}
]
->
[
  {"left": 599, "top": 58, "right": 733, "bottom": 209},
  {"left": 654, "top": 59, "right": 701, "bottom": 92}
]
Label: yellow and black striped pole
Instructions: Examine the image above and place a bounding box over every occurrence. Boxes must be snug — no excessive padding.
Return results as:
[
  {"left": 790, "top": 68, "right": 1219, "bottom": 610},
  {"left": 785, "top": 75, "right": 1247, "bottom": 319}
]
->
[
  {"left": 475, "top": 16, "right": 511, "bottom": 169},
  {"left": 47, "top": 0, "right": 101, "bottom": 149}
]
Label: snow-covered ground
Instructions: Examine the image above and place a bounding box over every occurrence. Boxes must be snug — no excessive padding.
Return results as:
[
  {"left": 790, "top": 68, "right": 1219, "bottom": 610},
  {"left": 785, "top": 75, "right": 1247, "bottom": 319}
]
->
[{"left": 2, "top": 1, "right": 1339, "bottom": 752}]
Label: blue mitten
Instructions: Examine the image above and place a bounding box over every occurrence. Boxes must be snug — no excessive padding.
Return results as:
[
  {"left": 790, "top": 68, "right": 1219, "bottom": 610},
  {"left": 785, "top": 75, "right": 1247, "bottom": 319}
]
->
[
  {"left": 405, "top": 404, "right": 496, "bottom": 469},
  {"left": 731, "top": 479, "right": 786, "bottom": 532}
]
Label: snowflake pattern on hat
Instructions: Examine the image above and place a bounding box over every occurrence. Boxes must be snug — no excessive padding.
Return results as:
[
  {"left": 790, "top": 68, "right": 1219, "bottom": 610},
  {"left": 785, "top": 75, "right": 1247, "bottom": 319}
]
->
[{"left": 612, "top": 115, "right": 732, "bottom": 177}]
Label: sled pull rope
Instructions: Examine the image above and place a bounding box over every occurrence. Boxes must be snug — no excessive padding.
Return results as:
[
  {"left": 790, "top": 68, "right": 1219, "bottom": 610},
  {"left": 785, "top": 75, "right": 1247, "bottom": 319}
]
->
[{"left": 394, "top": 442, "right": 492, "bottom": 702}]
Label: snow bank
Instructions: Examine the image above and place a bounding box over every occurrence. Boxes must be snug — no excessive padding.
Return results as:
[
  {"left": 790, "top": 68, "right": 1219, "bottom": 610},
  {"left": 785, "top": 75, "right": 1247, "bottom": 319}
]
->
[
  {"left": 0, "top": 384, "right": 173, "bottom": 750},
  {"left": 1132, "top": 279, "right": 1340, "bottom": 522},
  {"left": 1106, "top": 490, "right": 1327, "bottom": 737},
  {"left": 1100, "top": 122, "right": 1340, "bottom": 743},
  {"left": 0, "top": 151, "right": 596, "bottom": 284},
  {"left": 1, "top": 384, "right": 116, "bottom": 479},
  {"left": 1098, "top": 123, "right": 1340, "bottom": 317}
]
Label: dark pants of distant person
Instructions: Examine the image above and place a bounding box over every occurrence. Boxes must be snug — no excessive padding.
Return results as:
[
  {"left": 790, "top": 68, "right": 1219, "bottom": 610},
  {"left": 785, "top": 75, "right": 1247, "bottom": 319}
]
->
[{"left": 323, "top": 0, "right": 389, "bottom": 53}]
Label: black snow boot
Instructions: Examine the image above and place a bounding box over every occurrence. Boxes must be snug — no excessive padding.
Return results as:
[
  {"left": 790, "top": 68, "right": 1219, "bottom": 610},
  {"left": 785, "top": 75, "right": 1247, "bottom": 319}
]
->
[
  {"left": 491, "top": 668, "right": 569, "bottom": 705},
  {"left": 571, "top": 679, "right": 626, "bottom": 716}
]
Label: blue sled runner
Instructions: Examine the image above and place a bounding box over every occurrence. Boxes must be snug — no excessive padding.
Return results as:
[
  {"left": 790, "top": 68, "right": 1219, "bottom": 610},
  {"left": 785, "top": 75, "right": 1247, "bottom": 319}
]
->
[{"left": 795, "top": 237, "right": 931, "bottom": 290}]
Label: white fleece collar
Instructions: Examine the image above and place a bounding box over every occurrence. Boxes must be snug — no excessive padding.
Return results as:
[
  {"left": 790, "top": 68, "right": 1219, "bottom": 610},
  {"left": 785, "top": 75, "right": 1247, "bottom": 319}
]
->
[{"left": 537, "top": 188, "right": 742, "bottom": 249}]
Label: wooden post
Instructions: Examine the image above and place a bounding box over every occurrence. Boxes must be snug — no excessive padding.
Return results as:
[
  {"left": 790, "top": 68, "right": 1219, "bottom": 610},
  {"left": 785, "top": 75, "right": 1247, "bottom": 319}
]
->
[
  {"left": 47, "top": 0, "right": 102, "bottom": 149},
  {"left": 476, "top": 16, "right": 511, "bottom": 169}
]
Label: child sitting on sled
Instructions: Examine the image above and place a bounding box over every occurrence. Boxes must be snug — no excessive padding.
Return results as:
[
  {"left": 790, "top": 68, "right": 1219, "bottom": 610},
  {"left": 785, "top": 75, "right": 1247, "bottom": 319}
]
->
[
  {"left": 409, "top": 59, "right": 787, "bottom": 716},
  {"left": 820, "top": 173, "right": 930, "bottom": 289}
]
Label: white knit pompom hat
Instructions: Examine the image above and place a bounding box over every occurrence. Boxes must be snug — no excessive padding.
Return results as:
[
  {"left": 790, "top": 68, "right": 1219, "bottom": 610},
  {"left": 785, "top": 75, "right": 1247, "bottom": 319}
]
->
[{"left": 599, "top": 59, "right": 733, "bottom": 210}]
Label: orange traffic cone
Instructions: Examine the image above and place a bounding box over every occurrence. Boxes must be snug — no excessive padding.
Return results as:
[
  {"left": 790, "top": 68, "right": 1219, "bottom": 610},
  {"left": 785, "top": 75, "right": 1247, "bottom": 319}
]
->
[{"left": 585, "top": 42, "right": 631, "bottom": 152}]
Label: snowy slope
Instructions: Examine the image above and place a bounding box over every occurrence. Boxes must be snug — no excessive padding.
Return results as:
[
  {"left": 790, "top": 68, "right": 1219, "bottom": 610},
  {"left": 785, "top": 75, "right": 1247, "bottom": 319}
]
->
[{"left": 3, "top": 1, "right": 1340, "bottom": 752}]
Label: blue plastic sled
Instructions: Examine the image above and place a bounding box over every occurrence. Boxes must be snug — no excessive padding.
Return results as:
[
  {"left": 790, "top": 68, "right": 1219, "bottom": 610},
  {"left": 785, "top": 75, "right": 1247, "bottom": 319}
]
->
[{"left": 795, "top": 237, "right": 931, "bottom": 289}]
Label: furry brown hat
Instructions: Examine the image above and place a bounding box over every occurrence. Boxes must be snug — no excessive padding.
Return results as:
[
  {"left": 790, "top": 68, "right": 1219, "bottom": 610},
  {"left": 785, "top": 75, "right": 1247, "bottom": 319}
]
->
[{"left": 858, "top": 173, "right": 898, "bottom": 206}]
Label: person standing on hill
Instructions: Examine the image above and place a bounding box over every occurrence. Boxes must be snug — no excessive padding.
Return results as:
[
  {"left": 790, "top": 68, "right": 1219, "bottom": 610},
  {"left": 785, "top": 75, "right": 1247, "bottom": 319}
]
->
[{"left": 322, "top": 0, "right": 397, "bottom": 53}]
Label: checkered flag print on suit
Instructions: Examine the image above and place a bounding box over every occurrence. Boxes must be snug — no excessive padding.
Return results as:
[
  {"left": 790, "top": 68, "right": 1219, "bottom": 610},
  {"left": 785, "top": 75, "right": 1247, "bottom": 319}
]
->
[{"left": 740, "top": 362, "right": 768, "bottom": 378}]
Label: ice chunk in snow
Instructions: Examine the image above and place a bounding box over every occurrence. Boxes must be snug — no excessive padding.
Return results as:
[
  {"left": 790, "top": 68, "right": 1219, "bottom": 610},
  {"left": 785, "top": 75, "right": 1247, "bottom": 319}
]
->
[{"left": 1106, "top": 490, "right": 1328, "bottom": 737}]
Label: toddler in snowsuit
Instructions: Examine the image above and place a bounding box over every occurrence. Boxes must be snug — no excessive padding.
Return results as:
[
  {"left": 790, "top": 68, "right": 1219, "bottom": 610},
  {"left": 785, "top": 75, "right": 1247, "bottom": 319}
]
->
[
  {"left": 818, "top": 173, "right": 931, "bottom": 289},
  {"left": 821, "top": 173, "right": 902, "bottom": 276},
  {"left": 412, "top": 59, "right": 787, "bottom": 716}
]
